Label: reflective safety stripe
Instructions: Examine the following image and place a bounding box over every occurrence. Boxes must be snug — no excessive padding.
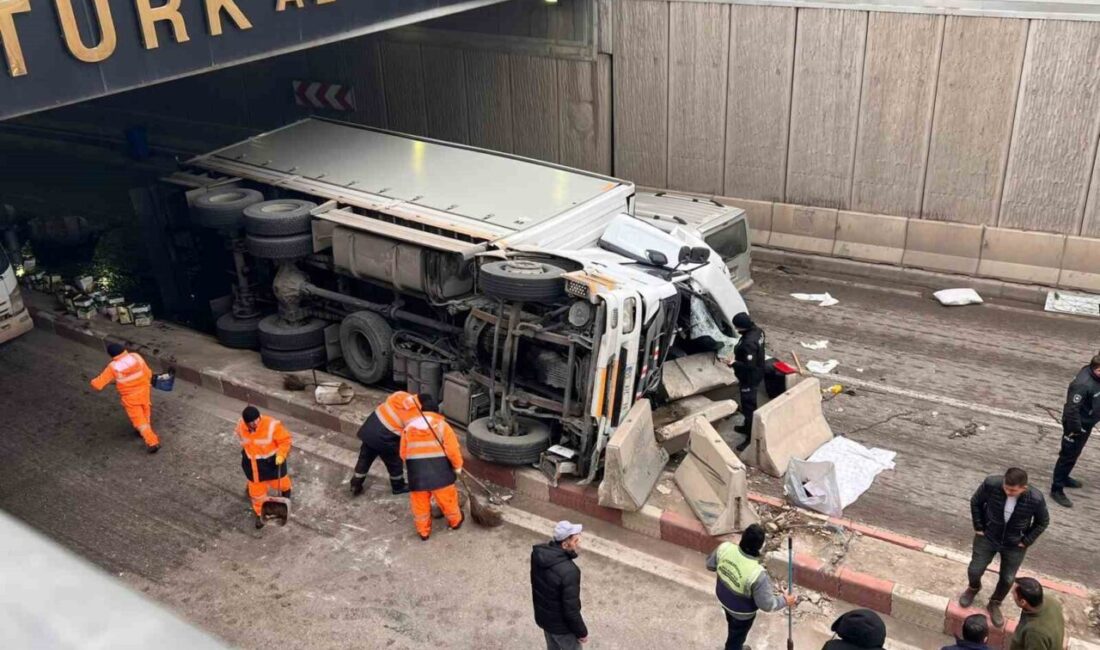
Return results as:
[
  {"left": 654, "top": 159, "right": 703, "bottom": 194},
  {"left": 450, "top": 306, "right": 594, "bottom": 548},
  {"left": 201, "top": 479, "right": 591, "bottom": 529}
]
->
[
  {"left": 248, "top": 450, "right": 277, "bottom": 460},
  {"left": 405, "top": 441, "right": 443, "bottom": 450},
  {"left": 408, "top": 450, "right": 445, "bottom": 459},
  {"left": 138, "top": 424, "right": 151, "bottom": 431},
  {"left": 111, "top": 354, "right": 146, "bottom": 385},
  {"left": 116, "top": 371, "right": 145, "bottom": 385}
]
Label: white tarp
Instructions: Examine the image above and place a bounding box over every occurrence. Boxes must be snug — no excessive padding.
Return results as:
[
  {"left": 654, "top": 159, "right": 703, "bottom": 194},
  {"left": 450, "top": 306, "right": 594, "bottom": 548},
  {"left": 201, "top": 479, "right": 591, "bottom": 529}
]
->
[
  {"left": 791, "top": 292, "right": 839, "bottom": 307},
  {"left": 1045, "top": 290, "right": 1100, "bottom": 317},
  {"left": 807, "top": 437, "right": 896, "bottom": 508}
]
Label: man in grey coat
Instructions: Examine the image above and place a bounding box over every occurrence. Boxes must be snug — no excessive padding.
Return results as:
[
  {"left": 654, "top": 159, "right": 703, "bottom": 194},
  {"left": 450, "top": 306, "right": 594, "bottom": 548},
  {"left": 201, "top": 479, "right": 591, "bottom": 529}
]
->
[{"left": 706, "top": 523, "right": 797, "bottom": 650}]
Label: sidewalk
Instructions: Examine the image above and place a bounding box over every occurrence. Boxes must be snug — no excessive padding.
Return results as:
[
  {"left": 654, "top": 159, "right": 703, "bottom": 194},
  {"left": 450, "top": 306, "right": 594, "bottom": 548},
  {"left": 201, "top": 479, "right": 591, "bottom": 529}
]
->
[{"left": 25, "top": 291, "right": 1099, "bottom": 649}]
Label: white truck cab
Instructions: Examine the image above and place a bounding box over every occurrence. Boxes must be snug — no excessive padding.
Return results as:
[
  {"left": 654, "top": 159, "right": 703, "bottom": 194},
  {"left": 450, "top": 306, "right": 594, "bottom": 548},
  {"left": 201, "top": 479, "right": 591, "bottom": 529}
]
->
[{"left": 0, "top": 246, "right": 32, "bottom": 344}]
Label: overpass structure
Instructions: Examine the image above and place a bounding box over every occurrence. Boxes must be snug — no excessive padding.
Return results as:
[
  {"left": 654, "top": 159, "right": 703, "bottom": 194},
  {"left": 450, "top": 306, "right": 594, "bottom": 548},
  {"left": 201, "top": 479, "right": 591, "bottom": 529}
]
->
[{"left": 0, "top": 0, "right": 507, "bottom": 120}]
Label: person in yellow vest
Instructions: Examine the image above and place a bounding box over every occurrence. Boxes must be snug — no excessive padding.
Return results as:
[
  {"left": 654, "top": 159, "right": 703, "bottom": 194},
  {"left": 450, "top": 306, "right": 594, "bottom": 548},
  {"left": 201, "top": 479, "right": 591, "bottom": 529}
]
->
[
  {"left": 90, "top": 343, "right": 161, "bottom": 453},
  {"left": 399, "top": 409, "right": 464, "bottom": 541},
  {"left": 705, "top": 524, "right": 797, "bottom": 650},
  {"left": 236, "top": 406, "right": 292, "bottom": 529},
  {"left": 349, "top": 391, "right": 428, "bottom": 497}
]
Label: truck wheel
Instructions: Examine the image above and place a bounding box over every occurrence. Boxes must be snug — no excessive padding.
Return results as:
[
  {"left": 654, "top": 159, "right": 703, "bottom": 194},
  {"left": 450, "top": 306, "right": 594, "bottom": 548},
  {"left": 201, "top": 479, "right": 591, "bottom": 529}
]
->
[
  {"left": 215, "top": 313, "right": 261, "bottom": 350},
  {"left": 258, "top": 315, "right": 328, "bottom": 351},
  {"left": 465, "top": 417, "right": 551, "bottom": 465},
  {"left": 246, "top": 233, "right": 313, "bottom": 260},
  {"left": 339, "top": 311, "right": 393, "bottom": 385},
  {"left": 244, "top": 199, "right": 316, "bottom": 237},
  {"left": 480, "top": 260, "right": 566, "bottom": 303},
  {"left": 260, "top": 344, "right": 328, "bottom": 371},
  {"left": 191, "top": 188, "right": 264, "bottom": 230}
]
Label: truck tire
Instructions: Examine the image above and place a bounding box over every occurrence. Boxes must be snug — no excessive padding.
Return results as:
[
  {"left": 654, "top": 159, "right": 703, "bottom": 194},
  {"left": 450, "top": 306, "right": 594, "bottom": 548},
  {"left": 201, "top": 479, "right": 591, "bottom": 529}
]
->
[
  {"left": 191, "top": 188, "right": 264, "bottom": 229},
  {"left": 258, "top": 315, "right": 327, "bottom": 351},
  {"left": 246, "top": 233, "right": 313, "bottom": 260},
  {"left": 465, "top": 417, "right": 551, "bottom": 466},
  {"left": 244, "top": 199, "right": 317, "bottom": 237},
  {"left": 215, "top": 313, "right": 261, "bottom": 350},
  {"left": 260, "top": 344, "right": 328, "bottom": 371},
  {"left": 339, "top": 311, "right": 393, "bottom": 385},
  {"left": 480, "top": 260, "right": 566, "bottom": 303}
]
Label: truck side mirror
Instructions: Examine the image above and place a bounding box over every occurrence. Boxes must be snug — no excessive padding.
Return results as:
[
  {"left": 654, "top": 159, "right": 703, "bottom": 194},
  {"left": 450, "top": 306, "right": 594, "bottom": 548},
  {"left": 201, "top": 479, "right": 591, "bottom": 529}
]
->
[
  {"left": 677, "top": 246, "right": 692, "bottom": 265},
  {"left": 689, "top": 247, "right": 710, "bottom": 264},
  {"left": 646, "top": 249, "right": 668, "bottom": 266}
]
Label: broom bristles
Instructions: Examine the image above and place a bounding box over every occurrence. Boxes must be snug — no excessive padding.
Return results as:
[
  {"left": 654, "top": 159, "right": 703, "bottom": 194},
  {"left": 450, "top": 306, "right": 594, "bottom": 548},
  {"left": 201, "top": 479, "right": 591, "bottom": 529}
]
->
[{"left": 468, "top": 493, "right": 504, "bottom": 528}]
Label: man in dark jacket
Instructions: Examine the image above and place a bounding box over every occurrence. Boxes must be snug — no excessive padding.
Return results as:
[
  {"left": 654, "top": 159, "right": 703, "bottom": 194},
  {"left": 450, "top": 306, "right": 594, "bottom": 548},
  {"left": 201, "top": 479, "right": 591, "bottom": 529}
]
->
[
  {"left": 822, "top": 609, "right": 887, "bottom": 649},
  {"left": 1051, "top": 354, "right": 1100, "bottom": 508},
  {"left": 731, "top": 312, "right": 766, "bottom": 452},
  {"left": 961, "top": 468, "right": 1050, "bottom": 627},
  {"left": 531, "top": 521, "right": 588, "bottom": 649},
  {"left": 942, "top": 614, "right": 993, "bottom": 650}
]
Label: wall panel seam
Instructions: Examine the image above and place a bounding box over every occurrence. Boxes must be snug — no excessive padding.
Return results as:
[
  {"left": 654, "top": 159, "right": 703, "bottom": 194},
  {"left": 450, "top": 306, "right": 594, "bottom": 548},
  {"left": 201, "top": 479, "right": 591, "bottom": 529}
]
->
[
  {"left": 916, "top": 15, "right": 946, "bottom": 219},
  {"left": 781, "top": 7, "right": 799, "bottom": 202},
  {"left": 994, "top": 18, "right": 1033, "bottom": 228},
  {"left": 847, "top": 11, "right": 871, "bottom": 210},
  {"left": 719, "top": 4, "right": 733, "bottom": 196},
  {"left": 1077, "top": 81, "right": 1100, "bottom": 235}
]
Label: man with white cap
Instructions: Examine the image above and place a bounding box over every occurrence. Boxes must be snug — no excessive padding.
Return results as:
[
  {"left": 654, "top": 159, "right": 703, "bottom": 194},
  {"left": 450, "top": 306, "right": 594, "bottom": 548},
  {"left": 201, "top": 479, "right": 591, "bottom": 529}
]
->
[{"left": 530, "top": 520, "right": 588, "bottom": 649}]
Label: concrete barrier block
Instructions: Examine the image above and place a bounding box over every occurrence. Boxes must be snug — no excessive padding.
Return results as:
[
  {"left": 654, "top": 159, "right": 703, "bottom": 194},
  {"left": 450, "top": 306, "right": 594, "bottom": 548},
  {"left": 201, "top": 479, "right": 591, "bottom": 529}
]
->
[
  {"left": 978, "top": 227, "right": 1065, "bottom": 286},
  {"left": 902, "top": 219, "right": 983, "bottom": 274},
  {"left": 1058, "top": 236, "right": 1100, "bottom": 292},
  {"left": 719, "top": 197, "right": 774, "bottom": 246},
  {"left": 598, "top": 399, "right": 669, "bottom": 511},
  {"left": 833, "top": 211, "right": 908, "bottom": 264},
  {"left": 742, "top": 377, "right": 834, "bottom": 477},
  {"left": 621, "top": 503, "right": 663, "bottom": 539},
  {"left": 653, "top": 395, "right": 737, "bottom": 454},
  {"left": 891, "top": 584, "right": 949, "bottom": 631},
  {"left": 660, "top": 352, "right": 737, "bottom": 401},
  {"left": 674, "top": 418, "right": 759, "bottom": 535},
  {"left": 769, "top": 203, "right": 839, "bottom": 254}
]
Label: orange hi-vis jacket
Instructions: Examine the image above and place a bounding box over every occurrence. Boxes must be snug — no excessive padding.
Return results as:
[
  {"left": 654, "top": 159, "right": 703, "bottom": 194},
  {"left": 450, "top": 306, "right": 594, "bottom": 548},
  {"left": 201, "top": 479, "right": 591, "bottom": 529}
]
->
[
  {"left": 376, "top": 391, "right": 423, "bottom": 436},
  {"left": 236, "top": 415, "right": 292, "bottom": 483},
  {"left": 91, "top": 350, "right": 152, "bottom": 406},
  {"left": 399, "top": 412, "right": 463, "bottom": 492}
]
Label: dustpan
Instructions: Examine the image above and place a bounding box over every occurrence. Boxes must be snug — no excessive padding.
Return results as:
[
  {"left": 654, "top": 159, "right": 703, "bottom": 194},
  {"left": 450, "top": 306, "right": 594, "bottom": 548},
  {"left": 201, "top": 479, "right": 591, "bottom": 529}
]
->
[{"left": 260, "top": 464, "right": 291, "bottom": 526}]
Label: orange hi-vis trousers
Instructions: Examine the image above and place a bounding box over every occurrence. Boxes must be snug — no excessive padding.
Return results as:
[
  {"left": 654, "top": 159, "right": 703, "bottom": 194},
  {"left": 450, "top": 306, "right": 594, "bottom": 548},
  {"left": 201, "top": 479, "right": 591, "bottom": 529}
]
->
[
  {"left": 247, "top": 476, "right": 292, "bottom": 516},
  {"left": 409, "top": 484, "right": 461, "bottom": 538},
  {"left": 123, "top": 401, "right": 160, "bottom": 448}
]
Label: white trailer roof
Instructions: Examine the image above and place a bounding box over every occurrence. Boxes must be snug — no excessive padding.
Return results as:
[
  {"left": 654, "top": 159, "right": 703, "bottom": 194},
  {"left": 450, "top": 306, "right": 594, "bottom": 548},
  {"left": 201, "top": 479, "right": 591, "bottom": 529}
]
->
[{"left": 190, "top": 119, "right": 628, "bottom": 238}]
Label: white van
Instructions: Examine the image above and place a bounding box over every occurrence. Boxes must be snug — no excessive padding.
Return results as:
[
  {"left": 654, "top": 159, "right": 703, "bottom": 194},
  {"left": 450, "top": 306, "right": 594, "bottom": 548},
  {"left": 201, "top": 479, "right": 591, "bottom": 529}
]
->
[{"left": 0, "top": 246, "right": 32, "bottom": 344}]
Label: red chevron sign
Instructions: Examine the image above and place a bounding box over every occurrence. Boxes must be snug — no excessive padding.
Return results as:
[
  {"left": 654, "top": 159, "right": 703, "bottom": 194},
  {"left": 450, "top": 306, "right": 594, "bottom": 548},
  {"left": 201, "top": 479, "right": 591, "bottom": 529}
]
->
[{"left": 293, "top": 80, "right": 356, "bottom": 112}]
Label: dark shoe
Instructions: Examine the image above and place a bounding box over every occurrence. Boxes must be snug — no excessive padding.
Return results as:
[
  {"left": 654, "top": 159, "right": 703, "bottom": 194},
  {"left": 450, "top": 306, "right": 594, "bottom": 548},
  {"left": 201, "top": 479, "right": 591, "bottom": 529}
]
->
[
  {"left": 1065, "top": 477, "right": 1084, "bottom": 489},
  {"left": 735, "top": 439, "right": 750, "bottom": 453},
  {"left": 959, "top": 587, "right": 979, "bottom": 608},
  {"left": 254, "top": 515, "right": 265, "bottom": 530},
  {"left": 450, "top": 516, "right": 464, "bottom": 531},
  {"left": 1051, "top": 489, "right": 1073, "bottom": 508},
  {"left": 987, "top": 600, "right": 1004, "bottom": 628},
  {"left": 419, "top": 533, "right": 430, "bottom": 541},
  {"left": 350, "top": 476, "right": 365, "bottom": 496},
  {"left": 390, "top": 479, "right": 410, "bottom": 495},
  {"left": 281, "top": 490, "right": 292, "bottom": 499},
  {"left": 734, "top": 424, "right": 750, "bottom": 435},
  {"left": 147, "top": 444, "right": 160, "bottom": 454}
]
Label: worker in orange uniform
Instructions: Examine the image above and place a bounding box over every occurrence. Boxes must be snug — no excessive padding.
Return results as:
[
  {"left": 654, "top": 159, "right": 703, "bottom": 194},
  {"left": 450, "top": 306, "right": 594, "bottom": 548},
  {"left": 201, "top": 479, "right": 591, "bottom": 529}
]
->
[
  {"left": 399, "top": 407, "right": 464, "bottom": 540},
  {"left": 90, "top": 343, "right": 161, "bottom": 453},
  {"left": 349, "top": 391, "right": 429, "bottom": 497},
  {"left": 237, "top": 406, "right": 293, "bottom": 529}
]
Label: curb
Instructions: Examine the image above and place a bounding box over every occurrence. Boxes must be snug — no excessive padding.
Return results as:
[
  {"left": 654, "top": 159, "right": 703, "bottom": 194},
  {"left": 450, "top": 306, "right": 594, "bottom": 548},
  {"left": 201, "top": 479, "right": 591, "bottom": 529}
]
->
[{"left": 30, "top": 305, "right": 1097, "bottom": 648}]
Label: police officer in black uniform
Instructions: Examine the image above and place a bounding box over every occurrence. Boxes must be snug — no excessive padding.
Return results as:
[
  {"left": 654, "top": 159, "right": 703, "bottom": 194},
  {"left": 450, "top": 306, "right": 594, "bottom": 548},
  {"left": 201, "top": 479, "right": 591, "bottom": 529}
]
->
[
  {"left": 1051, "top": 354, "right": 1100, "bottom": 508},
  {"left": 731, "top": 312, "right": 766, "bottom": 453}
]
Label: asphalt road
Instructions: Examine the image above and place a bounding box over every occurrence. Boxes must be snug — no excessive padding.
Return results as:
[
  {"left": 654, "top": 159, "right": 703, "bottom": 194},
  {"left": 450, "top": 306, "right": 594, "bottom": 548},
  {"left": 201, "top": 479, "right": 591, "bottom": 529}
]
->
[
  {"left": 0, "top": 330, "right": 951, "bottom": 649},
  {"left": 742, "top": 266, "right": 1099, "bottom": 586}
]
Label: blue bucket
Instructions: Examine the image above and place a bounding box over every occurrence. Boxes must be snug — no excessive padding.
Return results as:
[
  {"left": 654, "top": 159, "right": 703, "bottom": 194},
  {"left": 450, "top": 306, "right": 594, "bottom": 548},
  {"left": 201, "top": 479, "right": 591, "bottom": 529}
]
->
[{"left": 153, "top": 372, "right": 175, "bottom": 392}]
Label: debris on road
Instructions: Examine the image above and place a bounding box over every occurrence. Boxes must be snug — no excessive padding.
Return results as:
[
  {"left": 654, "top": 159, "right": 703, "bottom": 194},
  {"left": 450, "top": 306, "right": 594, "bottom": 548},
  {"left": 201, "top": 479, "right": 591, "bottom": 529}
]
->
[
  {"left": 791, "top": 292, "right": 839, "bottom": 307},
  {"left": 314, "top": 382, "right": 354, "bottom": 405},
  {"left": 933, "top": 288, "right": 983, "bottom": 306},
  {"left": 806, "top": 359, "right": 838, "bottom": 374},
  {"left": 1045, "top": 289, "right": 1100, "bottom": 317},
  {"left": 948, "top": 422, "right": 987, "bottom": 439},
  {"left": 800, "top": 340, "right": 829, "bottom": 350},
  {"left": 805, "top": 437, "right": 897, "bottom": 510}
]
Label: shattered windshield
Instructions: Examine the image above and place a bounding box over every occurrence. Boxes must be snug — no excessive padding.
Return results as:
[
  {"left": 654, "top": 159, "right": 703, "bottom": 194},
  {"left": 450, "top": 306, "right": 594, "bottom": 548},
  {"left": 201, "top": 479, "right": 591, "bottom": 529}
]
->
[{"left": 688, "top": 296, "right": 738, "bottom": 361}]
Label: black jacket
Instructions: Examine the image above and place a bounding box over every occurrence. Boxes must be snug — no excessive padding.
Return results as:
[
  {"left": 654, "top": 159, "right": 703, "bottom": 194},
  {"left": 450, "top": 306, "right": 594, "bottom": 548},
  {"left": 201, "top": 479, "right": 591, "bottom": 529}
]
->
[
  {"left": 530, "top": 542, "right": 587, "bottom": 638},
  {"left": 970, "top": 475, "right": 1049, "bottom": 548},
  {"left": 822, "top": 609, "right": 887, "bottom": 649},
  {"left": 1063, "top": 365, "right": 1100, "bottom": 433},
  {"left": 733, "top": 326, "right": 766, "bottom": 385}
]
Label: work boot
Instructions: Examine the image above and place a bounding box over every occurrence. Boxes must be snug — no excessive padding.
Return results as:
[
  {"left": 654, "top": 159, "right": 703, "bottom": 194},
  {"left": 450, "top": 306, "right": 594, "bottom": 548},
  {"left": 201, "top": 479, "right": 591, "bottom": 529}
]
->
[
  {"left": 734, "top": 424, "right": 750, "bottom": 435},
  {"left": 1051, "top": 489, "right": 1073, "bottom": 508},
  {"left": 1065, "top": 477, "right": 1084, "bottom": 489},
  {"left": 390, "top": 478, "right": 410, "bottom": 495},
  {"left": 419, "top": 533, "right": 430, "bottom": 542},
  {"left": 349, "top": 476, "right": 366, "bottom": 496},
  {"left": 987, "top": 600, "right": 1005, "bottom": 628},
  {"left": 254, "top": 514, "right": 265, "bottom": 530},
  {"left": 450, "top": 516, "right": 464, "bottom": 531},
  {"left": 146, "top": 444, "right": 160, "bottom": 454},
  {"left": 959, "top": 587, "right": 979, "bottom": 608},
  {"left": 735, "top": 438, "right": 751, "bottom": 453},
  {"left": 281, "top": 490, "right": 292, "bottom": 499}
]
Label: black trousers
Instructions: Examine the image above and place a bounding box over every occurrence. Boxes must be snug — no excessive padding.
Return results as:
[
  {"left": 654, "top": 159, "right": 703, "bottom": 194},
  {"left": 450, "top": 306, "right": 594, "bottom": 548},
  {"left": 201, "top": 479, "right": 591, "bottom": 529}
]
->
[
  {"left": 739, "top": 381, "right": 760, "bottom": 436},
  {"left": 354, "top": 438, "right": 404, "bottom": 481},
  {"left": 725, "top": 612, "right": 755, "bottom": 650},
  {"left": 1052, "top": 421, "right": 1093, "bottom": 490},
  {"left": 967, "top": 534, "right": 1026, "bottom": 602}
]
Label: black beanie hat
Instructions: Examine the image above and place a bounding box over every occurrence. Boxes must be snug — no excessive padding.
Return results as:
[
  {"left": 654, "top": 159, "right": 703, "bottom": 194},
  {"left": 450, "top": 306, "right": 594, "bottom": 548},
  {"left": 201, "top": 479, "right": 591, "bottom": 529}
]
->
[
  {"left": 418, "top": 393, "right": 439, "bottom": 413},
  {"left": 732, "top": 312, "right": 754, "bottom": 330},
  {"left": 242, "top": 406, "right": 261, "bottom": 423},
  {"left": 739, "top": 523, "right": 766, "bottom": 557},
  {"left": 831, "top": 609, "right": 887, "bottom": 647},
  {"left": 107, "top": 342, "right": 125, "bottom": 357}
]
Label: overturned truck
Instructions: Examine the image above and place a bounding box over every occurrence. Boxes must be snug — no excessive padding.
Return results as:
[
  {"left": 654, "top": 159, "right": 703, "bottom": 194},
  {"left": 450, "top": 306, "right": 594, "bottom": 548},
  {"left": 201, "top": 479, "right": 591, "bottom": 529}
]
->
[{"left": 170, "top": 118, "right": 749, "bottom": 483}]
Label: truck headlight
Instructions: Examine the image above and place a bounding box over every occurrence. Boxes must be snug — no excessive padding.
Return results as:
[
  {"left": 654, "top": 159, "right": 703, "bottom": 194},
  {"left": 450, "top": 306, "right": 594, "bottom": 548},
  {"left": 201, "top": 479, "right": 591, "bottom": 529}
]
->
[
  {"left": 622, "top": 298, "right": 636, "bottom": 333},
  {"left": 10, "top": 286, "right": 24, "bottom": 314}
]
